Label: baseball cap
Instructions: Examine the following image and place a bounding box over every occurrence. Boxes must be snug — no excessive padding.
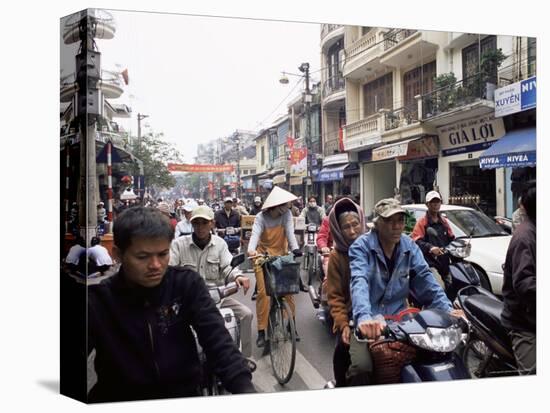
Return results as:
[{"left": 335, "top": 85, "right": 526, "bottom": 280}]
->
[
  {"left": 183, "top": 201, "right": 197, "bottom": 212},
  {"left": 373, "top": 198, "right": 406, "bottom": 222},
  {"left": 191, "top": 205, "right": 215, "bottom": 222},
  {"left": 254, "top": 196, "right": 261, "bottom": 203},
  {"left": 425, "top": 191, "right": 442, "bottom": 203},
  {"left": 224, "top": 197, "right": 233, "bottom": 203}
]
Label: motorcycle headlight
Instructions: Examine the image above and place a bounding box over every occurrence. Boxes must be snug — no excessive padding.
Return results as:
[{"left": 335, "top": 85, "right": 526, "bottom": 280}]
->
[
  {"left": 409, "top": 326, "right": 464, "bottom": 352},
  {"left": 450, "top": 243, "right": 471, "bottom": 259}
]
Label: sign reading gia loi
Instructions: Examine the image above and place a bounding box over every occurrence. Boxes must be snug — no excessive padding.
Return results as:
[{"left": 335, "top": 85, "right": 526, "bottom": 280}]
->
[{"left": 438, "top": 115, "right": 505, "bottom": 157}]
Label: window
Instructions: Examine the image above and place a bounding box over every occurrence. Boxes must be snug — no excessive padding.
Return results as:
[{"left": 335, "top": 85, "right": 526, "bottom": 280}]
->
[
  {"left": 260, "top": 146, "right": 265, "bottom": 166},
  {"left": 462, "top": 35, "right": 497, "bottom": 80},
  {"left": 527, "top": 37, "right": 536, "bottom": 77},
  {"left": 403, "top": 61, "right": 436, "bottom": 113},
  {"left": 363, "top": 73, "right": 393, "bottom": 117}
]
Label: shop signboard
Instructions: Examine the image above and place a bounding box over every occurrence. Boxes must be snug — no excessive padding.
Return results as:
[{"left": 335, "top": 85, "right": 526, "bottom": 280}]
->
[
  {"left": 290, "top": 148, "right": 307, "bottom": 177},
  {"left": 494, "top": 76, "right": 536, "bottom": 117},
  {"left": 438, "top": 115, "right": 505, "bottom": 157},
  {"left": 289, "top": 176, "right": 303, "bottom": 186}
]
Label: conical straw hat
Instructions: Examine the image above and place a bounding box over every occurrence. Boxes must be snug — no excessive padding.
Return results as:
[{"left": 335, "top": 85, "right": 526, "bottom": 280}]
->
[{"left": 262, "top": 186, "right": 297, "bottom": 210}]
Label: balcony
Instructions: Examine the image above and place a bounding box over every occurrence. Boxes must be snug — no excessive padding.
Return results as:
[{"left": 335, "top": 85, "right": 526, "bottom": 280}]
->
[
  {"left": 342, "top": 29, "right": 387, "bottom": 80},
  {"left": 343, "top": 114, "right": 384, "bottom": 151},
  {"left": 323, "top": 132, "right": 341, "bottom": 156},
  {"left": 63, "top": 9, "right": 116, "bottom": 45},
  {"left": 60, "top": 74, "right": 78, "bottom": 103},
  {"left": 60, "top": 129, "right": 130, "bottom": 152},
  {"left": 380, "top": 29, "right": 439, "bottom": 68},
  {"left": 421, "top": 72, "right": 495, "bottom": 127},
  {"left": 322, "top": 75, "right": 345, "bottom": 104},
  {"left": 321, "top": 24, "right": 345, "bottom": 50},
  {"left": 100, "top": 69, "right": 124, "bottom": 99},
  {"left": 383, "top": 105, "right": 419, "bottom": 131}
]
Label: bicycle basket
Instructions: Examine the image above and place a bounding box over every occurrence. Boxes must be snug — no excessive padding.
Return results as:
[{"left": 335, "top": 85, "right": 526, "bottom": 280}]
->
[
  {"left": 369, "top": 339, "right": 416, "bottom": 384},
  {"left": 263, "top": 260, "right": 301, "bottom": 297}
]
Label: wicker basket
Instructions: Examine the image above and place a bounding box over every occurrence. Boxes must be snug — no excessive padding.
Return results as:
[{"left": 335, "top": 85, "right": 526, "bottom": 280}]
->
[
  {"left": 263, "top": 261, "right": 301, "bottom": 297},
  {"left": 369, "top": 339, "right": 417, "bottom": 384}
]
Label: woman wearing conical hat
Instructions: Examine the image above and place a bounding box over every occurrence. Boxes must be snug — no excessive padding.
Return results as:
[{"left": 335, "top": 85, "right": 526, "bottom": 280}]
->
[{"left": 247, "top": 186, "right": 301, "bottom": 348}]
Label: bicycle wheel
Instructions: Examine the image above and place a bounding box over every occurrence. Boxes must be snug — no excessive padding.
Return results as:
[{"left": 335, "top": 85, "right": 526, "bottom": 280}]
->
[{"left": 268, "top": 299, "right": 296, "bottom": 384}]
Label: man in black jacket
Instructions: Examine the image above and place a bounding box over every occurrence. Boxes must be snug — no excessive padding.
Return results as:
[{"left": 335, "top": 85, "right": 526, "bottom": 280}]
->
[
  {"left": 501, "top": 184, "right": 536, "bottom": 375},
  {"left": 87, "top": 207, "right": 255, "bottom": 403}
]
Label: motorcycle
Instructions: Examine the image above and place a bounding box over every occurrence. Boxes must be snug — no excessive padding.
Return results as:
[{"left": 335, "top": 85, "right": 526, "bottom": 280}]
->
[
  {"left": 457, "top": 285, "right": 520, "bottom": 378},
  {"left": 354, "top": 308, "right": 470, "bottom": 383},
  {"left": 425, "top": 227, "right": 481, "bottom": 302},
  {"left": 217, "top": 226, "right": 241, "bottom": 255},
  {"left": 301, "top": 224, "right": 331, "bottom": 326},
  {"left": 195, "top": 253, "right": 256, "bottom": 395}
]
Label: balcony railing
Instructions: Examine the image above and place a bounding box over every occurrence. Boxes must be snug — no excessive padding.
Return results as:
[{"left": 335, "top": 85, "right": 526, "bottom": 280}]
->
[
  {"left": 422, "top": 72, "right": 493, "bottom": 119},
  {"left": 322, "top": 75, "right": 345, "bottom": 98},
  {"left": 383, "top": 29, "right": 418, "bottom": 51},
  {"left": 321, "top": 24, "right": 344, "bottom": 39},
  {"left": 383, "top": 105, "right": 419, "bottom": 131},
  {"left": 497, "top": 57, "right": 537, "bottom": 88},
  {"left": 345, "top": 30, "right": 380, "bottom": 61},
  {"left": 323, "top": 133, "right": 340, "bottom": 156},
  {"left": 345, "top": 115, "right": 382, "bottom": 139}
]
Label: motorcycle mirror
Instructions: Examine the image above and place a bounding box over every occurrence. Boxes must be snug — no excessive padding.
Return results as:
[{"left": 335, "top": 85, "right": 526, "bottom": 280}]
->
[{"left": 230, "top": 253, "right": 245, "bottom": 268}]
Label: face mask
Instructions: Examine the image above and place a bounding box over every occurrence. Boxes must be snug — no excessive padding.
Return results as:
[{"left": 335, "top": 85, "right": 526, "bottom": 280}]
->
[{"left": 309, "top": 202, "right": 317, "bottom": 208}]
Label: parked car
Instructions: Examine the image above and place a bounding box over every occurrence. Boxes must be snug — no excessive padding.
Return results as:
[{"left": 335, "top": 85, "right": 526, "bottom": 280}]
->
[{"left": 402, "top": 204, "right": 511, "bottom": 295}]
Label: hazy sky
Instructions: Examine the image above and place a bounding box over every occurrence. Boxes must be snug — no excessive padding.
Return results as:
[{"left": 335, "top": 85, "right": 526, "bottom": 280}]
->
[{"left": 62, "top": 9, "right": 322, "bottom": 162}]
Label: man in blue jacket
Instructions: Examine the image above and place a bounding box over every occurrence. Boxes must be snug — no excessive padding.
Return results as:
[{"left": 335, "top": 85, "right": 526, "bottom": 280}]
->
[{"left": 347, "top": 198, "right": 458, "bottom": 385}]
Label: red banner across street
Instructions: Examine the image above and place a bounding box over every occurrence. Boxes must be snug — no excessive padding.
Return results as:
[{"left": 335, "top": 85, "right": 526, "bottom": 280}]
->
[{"left": 167, "top": 163, "right": 235, "bottom": 173}]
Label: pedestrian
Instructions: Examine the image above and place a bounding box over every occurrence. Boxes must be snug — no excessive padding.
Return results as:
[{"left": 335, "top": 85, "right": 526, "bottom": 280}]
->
[
  {"left": 347, "top": 198, "right": 458, "bottom": 385},
  {"left": 87, "top": 207, "right": 256, "bottom": 402},
  {"left": 64, "top": 236, "right": 86, "bottom": 274},
  {"left": 97, "top": 201, "right": 107, "bottom": 223},
  {"left": 87, "top": 236, "right": 113, "bottom": 275},
  {"left": 169, "top": 205, "right": 254, "bottom": 359},
  {"left": 174, "top": 202, "right": 196, "bottom": 237},
  {"left": 247, "top": 186, "right": 301, "bottom": 348},
  {"left": 410, "top": 191, "right": 455, "bottom": 290},
  {"left": 501, "top": 184, "right": 536, "bottom": 375},
  {"left": 325, "top": 197, "right": 365, "bottom": 387},
  {"left": 323, "top": 194, "right": 334, "bottom": 215},
  {"left": 512, "top": 196, "right": 527, "bottom": 233},
  {"left": 157, "top": 201, "right": 177, "bottom": 231},
  {"left": 250, "top": 196, "right": 263, "bottom": 216},
  {"left": 300, "top": 195, "right": 326, "bottom": 226}
]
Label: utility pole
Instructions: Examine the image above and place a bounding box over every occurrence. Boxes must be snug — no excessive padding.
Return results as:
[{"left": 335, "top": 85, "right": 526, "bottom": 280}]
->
[
  {"left": 137, "top": 113, "right": 149, "bottom": 150},
  {"left": 76, "top": 10, "right": 101, "bottom": 242},
  {"left": 299, "top": 62, "right": 311, "bottom": 199},
  {"left": 235, "top": 136, "right": 241, "bottom": 200}
]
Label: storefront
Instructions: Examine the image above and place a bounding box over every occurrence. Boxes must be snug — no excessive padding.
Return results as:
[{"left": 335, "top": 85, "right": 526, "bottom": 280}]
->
[
  {"left": 437, "top": 114, "right": 506, "bottom": 217},
  {"left": 479, "top": 126, "right": 536, "bottom": 217},
  {"left": 316, "top": 155, "right": 359, "bottom": 200}
]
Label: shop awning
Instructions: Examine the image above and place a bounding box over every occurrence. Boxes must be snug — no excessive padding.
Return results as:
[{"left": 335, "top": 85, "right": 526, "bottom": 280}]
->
[
  {"left": 317, "top": 164, "right": 349, "bottom": 182},
  {"left": 478, "top": 127, "right": 536, "bottom": 169}
]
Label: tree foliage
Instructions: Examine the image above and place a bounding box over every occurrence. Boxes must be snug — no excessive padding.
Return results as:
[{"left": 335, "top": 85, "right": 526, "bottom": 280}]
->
[{"left": 130, "top": 131, "right": 184, "bottom": 192}]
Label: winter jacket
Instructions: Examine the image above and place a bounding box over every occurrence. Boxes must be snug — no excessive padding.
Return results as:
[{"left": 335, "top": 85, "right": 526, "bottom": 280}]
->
[
  {"left": 411, "top": 213, "right": 455, "bottom": 275},
  {"left": 316, "top": 217, "right": 333, "bottom": 250},
  {"left": 214, "top": 208, "right": 241, "bottom": 229},
  {"left": 350, "top": 231, "right": 452, "bottom": 326},
  {"left": 501, "top": 218, "right": 536, "bottom": 333},
  {"left": 87, "top": 266, "right": 254, "bottom": 403}
]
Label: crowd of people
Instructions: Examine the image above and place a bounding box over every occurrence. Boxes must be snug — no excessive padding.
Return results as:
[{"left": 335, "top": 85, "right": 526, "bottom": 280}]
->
[{"left": 65, "top": 182, "right": 536, "bottom": 401}]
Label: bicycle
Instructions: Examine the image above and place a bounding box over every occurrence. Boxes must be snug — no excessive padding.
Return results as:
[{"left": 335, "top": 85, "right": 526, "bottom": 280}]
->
[{"left": 250, "top": 252, "right": 301, "bottom": 384}]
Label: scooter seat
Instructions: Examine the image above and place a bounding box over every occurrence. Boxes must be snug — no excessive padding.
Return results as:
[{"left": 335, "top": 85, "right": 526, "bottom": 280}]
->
[{"left": 463, "top": 294, "right": 511, "bottom": 349}]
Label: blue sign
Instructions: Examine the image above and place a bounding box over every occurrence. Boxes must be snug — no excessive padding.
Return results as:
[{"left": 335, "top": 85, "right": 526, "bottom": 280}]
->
[{"left": 520, "top": 76, "right": 536, "bottom": 111}]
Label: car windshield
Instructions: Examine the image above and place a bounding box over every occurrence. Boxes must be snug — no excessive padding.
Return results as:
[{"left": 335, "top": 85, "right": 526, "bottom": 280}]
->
[
  {"left": 442, "top": 210, "right": 509, "bottom": 238},
  {"left": 407, "top": 208, "right": 508, "bottom": 238}
]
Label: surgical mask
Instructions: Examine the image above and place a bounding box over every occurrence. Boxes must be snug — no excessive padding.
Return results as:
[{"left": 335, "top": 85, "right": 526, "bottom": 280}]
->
[{"left": 309, "top": 202, "right": 317, "bottom": 208}]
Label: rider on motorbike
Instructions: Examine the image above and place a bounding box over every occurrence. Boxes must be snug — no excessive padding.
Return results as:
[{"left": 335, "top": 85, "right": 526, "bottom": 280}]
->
[
  {"left": 214, "top": 197, "right": 242, "bottom": 253},
  {"left": 170, "top": 205, "right": 253, "bottom": 358},
  {"left": 325, "top": 197, "right": 365, "bottom": 387},
  {"left": 410, "top": 191, "right": 455, "bottom": 290},
  {"left": 349, "top": 198, "right": 459, "bottom": 385},
  {"left": 300, "top": 195, "right": 326, "bottom": 226}
]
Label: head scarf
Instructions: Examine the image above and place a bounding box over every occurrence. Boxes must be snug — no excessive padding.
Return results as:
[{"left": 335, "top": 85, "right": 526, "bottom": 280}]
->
[{"left": 329, "top": 197, "right": 365, "bottom": 253}]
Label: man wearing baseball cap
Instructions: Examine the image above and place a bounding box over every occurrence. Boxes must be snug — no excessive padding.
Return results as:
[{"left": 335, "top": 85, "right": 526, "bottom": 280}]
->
[
  {"left": 411, "top": 191, "right": 455, "bottom": 290},
  {"left": 347, "top": 197, "right": 455, "bottom": 385},
  {"left": 250, "top": 196, "right": 263, "bottom": 216},
  {"left": 170, "top": 205, "right": 254, "bottom": 358},
  {"left": 174, "top": 201, "right": 197, "bottom": 238}
]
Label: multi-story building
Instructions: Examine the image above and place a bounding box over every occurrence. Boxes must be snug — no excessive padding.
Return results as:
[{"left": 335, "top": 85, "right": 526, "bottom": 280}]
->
[{"left": 339, "top": 26, "right": 536, "bottom": 218}]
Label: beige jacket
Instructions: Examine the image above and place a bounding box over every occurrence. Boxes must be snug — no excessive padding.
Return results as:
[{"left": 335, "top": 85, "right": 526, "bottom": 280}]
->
[{"left": 169, "top": 234, "right": 241, "bottom": 285}]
